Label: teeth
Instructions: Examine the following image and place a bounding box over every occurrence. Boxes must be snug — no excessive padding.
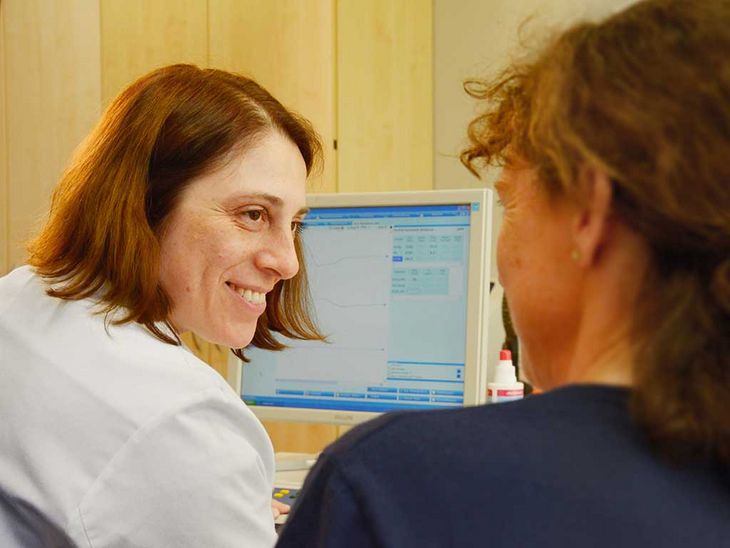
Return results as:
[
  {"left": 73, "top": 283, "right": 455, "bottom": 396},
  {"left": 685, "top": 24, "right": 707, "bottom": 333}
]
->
[{"left": 231, "top": 284, "right": 265, "bottom": 304}]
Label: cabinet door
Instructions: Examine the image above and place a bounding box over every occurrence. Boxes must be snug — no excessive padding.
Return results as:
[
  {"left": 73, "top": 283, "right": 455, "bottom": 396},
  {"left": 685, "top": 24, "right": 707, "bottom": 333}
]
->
[
  {"left": 208, "top": 0, "right": 337, "bottom": 194},
  {"left": 100, "top": 0, "right": 208, "bottom": 106},
  {"left": 2, "top": 0, "right": 101, "bottom": 273},
  {"left": 337, "top": 0, "right": 433, "bottom": 192}
]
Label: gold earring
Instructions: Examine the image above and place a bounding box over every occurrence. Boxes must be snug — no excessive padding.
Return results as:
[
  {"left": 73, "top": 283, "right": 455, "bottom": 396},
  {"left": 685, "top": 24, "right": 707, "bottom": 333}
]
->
[{"left": 571, "top": 249, "right": 581, "bottom": 262}]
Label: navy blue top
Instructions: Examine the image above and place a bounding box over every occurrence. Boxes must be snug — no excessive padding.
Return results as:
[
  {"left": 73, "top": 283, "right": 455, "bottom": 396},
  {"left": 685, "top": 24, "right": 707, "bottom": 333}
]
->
[{"left": 276, "top": 385, "right": 730, "bottom": 547}]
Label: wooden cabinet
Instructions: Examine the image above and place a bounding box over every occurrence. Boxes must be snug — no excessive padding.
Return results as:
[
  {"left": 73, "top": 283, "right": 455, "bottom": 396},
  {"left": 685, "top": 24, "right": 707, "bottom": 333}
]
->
[
  {"left": 1, "top": 0, "right": 432, "bottom": 452},
  {"left": 337, "top": 0, "right": 432, "bottom": 192},
  {"left": 208, "top": 0, "right": 338, "bottom": 194},
  {"left": 100, "top": 0, "right": 208, "bottom": 107},
  {"left": 0, "top": 0, "right": 101, "bottom": 274}
]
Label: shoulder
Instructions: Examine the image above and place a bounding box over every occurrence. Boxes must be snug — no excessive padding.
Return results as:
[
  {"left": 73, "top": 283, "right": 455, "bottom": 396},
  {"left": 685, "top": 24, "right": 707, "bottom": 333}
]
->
[
  {"left": 290, "top": 386, "right": 635, "bottom": 546},
  {"left": 1, "top": 265, "right": 242, "bottom": 423},
  {"left": 0, "top": 266, "right": 40, "bottom": 314},
  {"left": 83, "top": 386, "right": 273, "bottom": 491},
  {"left": 330, "top": 385, "right": 631, "bottom": 462},
  {"left": 315, "top": 385, "right": 635, "bottom": 507},
  {"left": 0, "top": 265, "right": 264, "bottom": 433},
  {"left": 64, "top": 389, "right": 276, "bottom": 547},
  {"left": 289, "top": 386, "right": 730, "bottom": 547}
]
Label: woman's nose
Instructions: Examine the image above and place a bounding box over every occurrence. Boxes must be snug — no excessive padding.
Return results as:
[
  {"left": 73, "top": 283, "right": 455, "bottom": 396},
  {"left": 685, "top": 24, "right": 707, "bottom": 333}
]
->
[{"left": 256, "top": 227, "right": 300, "bottom": 280}]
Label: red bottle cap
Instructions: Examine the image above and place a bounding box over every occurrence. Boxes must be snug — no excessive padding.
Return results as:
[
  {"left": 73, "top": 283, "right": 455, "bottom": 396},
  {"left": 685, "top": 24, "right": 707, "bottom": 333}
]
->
[{"left": 499, "top": 349, "right": 512, "bottom": 360}]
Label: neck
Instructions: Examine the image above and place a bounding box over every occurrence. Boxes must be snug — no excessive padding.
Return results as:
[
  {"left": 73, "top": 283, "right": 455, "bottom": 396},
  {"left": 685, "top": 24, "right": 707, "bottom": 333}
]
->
[
  {"left": 530, "top": 319, "right": 636, "bottom": 391},
  {"left": 530, "top": 224, "right": 648, "bottom": 391},
  {"left": 565, "top": 229, "right": 649, "bottom": 389},
  {"left": 569, "top": 329, "right": 635, "bottom": 387}
]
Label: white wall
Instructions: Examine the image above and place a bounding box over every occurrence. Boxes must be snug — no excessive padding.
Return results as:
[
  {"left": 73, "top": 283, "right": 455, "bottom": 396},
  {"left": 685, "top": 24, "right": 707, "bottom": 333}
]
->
[
  {"left": 434, "top": 0, "right": 638, "bottom": 191},
  {"left": 433, "top": 0, "right": 637, "bottom": 378}
]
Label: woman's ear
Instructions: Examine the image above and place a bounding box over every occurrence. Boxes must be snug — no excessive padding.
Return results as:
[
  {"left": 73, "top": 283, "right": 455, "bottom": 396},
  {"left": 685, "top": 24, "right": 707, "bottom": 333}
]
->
[{"left": 572, "top": 166, "right": 613, "bottom": 268}]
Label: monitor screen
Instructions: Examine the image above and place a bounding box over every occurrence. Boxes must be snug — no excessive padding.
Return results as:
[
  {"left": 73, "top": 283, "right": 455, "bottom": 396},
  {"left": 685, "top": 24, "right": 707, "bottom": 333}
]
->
[{"left": 229, "top": 189, "right": 493, "bottom": 425}]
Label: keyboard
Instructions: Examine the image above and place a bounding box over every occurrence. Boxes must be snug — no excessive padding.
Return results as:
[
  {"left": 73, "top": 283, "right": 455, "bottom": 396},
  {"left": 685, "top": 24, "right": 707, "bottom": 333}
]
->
[
  {"left": 272, "top": 486, "right": 300, "bottom": 506},
  {"left": 273, "top": 487, "right": 300, "bottom": 527}
]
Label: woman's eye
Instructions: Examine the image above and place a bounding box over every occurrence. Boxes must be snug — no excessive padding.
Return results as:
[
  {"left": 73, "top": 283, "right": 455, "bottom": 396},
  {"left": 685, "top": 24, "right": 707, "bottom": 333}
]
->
[
  {"left": 246, "top": 210, "right": 263, "bottom": 221},
  {"left": 237, "top": 208, "right": 267, "bottom": 228}
]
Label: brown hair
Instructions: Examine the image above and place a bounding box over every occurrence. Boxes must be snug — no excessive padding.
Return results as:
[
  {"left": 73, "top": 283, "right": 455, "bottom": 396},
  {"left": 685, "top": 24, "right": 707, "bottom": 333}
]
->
[
  {"left": 462, "top": 0, "right": 730, "bottom": 464},
  {"left": 28, "top": 64, "right": 324, "bottom": 360}
]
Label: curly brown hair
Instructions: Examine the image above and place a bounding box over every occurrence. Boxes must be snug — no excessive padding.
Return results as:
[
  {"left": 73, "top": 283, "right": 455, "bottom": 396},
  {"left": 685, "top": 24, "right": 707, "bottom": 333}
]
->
[
  {"left": 28, "top": 64, "right": 325, "bottom": 361},
  {"left": 462, "top": 0, "right": 730, "bottom": 465}
]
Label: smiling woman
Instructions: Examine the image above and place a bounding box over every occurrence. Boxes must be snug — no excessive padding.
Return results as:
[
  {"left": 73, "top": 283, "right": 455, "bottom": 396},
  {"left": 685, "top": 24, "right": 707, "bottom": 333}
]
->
[
  {"left": 29, "top": 64, "right": 324, "bottom": 361},
  {"left": 0, "top": 65, "right": 324, "bottom": 547},
  {"left": 158, "top": 132, "right": 310, "bottom": 351}
]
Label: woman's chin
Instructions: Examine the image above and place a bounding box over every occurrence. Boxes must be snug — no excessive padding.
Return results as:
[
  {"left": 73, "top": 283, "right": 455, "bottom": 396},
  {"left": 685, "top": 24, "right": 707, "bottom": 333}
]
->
[
  {"left": 191, "top": 325, "right": 256, "bottom": 351},
  {"left": 220, "top": 333, "right": 255, "bottom": 350}
]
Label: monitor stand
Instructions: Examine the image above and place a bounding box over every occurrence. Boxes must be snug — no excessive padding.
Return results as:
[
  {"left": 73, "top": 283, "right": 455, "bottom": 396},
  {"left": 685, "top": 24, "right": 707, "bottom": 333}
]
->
[{"left": 275, "top": 453, "right": 318, "bottom": 472}]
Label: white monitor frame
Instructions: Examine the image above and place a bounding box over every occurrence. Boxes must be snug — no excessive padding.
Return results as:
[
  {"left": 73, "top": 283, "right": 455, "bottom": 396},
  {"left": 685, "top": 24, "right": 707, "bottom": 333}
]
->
[{"left": 228, "top": 188, "right": 493, "bottom": 426}]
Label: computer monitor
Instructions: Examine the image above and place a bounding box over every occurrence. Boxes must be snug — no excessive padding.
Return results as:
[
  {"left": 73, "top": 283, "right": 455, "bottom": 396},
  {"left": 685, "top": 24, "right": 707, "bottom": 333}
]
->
[{"left": 228, "top": 189, "right": 493, "bottom": 426}]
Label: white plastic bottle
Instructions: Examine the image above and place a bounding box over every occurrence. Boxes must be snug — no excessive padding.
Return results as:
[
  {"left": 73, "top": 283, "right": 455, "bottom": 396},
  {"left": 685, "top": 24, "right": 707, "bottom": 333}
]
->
[{"left": 487, "top": 349, "right": 524, "bottom": 403}]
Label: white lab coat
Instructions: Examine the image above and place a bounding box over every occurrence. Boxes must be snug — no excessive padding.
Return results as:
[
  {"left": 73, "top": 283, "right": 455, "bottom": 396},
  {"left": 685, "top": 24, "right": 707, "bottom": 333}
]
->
[{"left": 0, "top": 266, "right": 277, "bottom": 547}]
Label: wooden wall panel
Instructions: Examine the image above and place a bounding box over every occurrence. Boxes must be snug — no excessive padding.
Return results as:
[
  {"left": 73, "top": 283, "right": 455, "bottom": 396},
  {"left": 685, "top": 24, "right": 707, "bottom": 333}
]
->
[
  {"left": 337, "top": 0, "right": 433, "bottom": 192},
  {"left": 0, "top": 0, "right": 8, "bottom": 276},
  {"left": 208, "top": 0, "right": 336, "bottom": 194},
  {"left": 100, "top": 0, "right": 208, "bottom": 106},
  {"left": 4, "top": 0, "right": 101, "bottom": 271}
]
